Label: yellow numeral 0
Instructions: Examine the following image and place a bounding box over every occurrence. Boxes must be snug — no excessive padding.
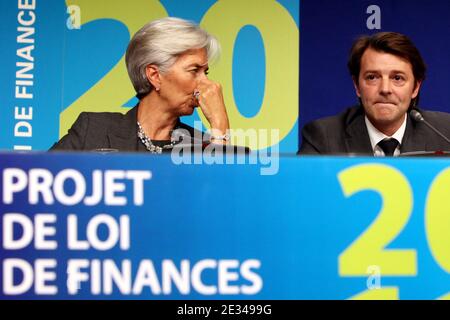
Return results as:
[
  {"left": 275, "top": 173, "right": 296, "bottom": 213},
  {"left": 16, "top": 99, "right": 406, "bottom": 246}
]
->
[
  {"left": 60, "top": 0, "right": 168, "bottom": 137},
  {"left": 200, "top": 0, "right": 299, "bottom": 149},
  {"left": 425, "top": 167, "right": 450, "bottom": 273},
  {"left": 338, "top": 164, "right": 417, "bottom": 276}
]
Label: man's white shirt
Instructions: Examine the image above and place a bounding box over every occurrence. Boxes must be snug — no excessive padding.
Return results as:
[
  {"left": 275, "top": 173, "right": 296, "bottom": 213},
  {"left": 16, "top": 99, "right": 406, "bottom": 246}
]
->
[{"left": 365, "top": 114, "right": 407, "bottom": 156}]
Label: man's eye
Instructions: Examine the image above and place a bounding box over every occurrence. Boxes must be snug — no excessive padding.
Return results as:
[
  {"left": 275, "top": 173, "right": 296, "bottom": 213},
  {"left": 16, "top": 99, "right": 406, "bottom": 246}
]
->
[
  {"left": 205, "top": 70, "right": 209, "bottom": 75},
  {"left": 393, "top": 75, "right": 405, "bottom": 81},
  {"left": 366, "top": 74, "right": 377, "bottom": 80}
]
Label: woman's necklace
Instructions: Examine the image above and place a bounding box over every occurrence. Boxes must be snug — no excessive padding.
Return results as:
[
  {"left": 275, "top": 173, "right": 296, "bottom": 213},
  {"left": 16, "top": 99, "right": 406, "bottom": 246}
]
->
[{"left": 137, "top": 121, "right": 176, "bottom": 154}]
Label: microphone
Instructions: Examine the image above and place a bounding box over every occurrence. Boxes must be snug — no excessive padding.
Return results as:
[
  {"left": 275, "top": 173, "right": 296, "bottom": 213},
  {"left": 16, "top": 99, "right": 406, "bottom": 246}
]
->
[{"left": 409, "top": 109, "right": 450, "bottom": 144}]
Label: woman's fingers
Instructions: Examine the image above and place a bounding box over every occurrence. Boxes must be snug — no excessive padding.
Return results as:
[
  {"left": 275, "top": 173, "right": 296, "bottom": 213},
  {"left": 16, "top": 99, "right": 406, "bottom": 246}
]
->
[{"left": 195, "top": 79, "right": 229, "bottom": 131}]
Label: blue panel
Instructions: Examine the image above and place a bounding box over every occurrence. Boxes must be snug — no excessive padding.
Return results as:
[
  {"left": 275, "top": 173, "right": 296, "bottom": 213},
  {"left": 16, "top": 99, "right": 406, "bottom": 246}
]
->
[{"left": 1, "top": 153, "right": 449, "bottom": 299}]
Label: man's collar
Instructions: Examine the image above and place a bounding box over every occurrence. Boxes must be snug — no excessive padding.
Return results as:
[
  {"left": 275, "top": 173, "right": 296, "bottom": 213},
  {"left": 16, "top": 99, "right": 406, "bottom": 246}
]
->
[{"left": 365, "top": 114, "right": 407, "bottom": 151}]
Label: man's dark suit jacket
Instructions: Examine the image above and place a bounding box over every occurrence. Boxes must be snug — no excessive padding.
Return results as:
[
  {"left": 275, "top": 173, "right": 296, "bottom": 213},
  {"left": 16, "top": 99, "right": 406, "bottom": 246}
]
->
[
  {"left": 50, "top": 106, "right": 204, "bottom": 151},
  {"left": 299, "top": 106, "right": 450, "bottom": 155}
]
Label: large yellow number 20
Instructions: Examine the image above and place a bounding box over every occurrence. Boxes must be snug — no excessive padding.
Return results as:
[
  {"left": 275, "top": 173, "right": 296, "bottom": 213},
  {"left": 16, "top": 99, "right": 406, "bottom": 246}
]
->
[
  {"left": 338, "top": 164, "right": 417, "bottom": 276},
  {"left": 61, "top": 0, "right": 299, "bottom": 150}
]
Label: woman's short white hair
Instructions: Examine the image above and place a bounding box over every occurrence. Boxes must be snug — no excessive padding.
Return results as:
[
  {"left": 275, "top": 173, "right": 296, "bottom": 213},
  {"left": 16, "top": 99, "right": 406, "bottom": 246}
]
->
[{"left": 126, "top": 17, "right": 220, "bottom": 98}]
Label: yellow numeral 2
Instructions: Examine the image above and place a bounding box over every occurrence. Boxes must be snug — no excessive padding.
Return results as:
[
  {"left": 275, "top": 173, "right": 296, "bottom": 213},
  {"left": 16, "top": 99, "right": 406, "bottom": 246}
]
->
[{"left": 338, "top": 164, "right": 417, "bottom": 276}]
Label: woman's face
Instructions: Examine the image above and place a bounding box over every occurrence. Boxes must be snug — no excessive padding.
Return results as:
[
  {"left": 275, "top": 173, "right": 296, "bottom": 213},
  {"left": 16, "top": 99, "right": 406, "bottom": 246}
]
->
[{"left": 159, "top": 48, "right": 209, "bottom": 116}]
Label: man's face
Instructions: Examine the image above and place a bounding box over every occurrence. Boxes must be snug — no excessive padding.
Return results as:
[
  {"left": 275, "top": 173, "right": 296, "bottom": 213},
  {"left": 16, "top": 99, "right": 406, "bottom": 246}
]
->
[{"left": 354, "top": 48, "right": 421, "bottom": 134}]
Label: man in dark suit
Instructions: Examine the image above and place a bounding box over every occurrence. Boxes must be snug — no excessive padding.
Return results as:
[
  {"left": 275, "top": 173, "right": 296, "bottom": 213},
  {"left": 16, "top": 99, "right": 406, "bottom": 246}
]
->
[{"left": 299, "top": 32, "right": 450, "bottom": 156}]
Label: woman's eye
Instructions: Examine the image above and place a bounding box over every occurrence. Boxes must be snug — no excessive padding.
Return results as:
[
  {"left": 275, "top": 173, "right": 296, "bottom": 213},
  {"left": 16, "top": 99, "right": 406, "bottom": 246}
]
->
[{"left": 188, "top": 68, "right": 208, "bottom": 75}]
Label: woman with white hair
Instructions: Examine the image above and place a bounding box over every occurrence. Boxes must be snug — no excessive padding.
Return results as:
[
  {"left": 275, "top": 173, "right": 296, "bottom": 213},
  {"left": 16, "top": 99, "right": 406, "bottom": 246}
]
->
[{"left": 51, "top": 17, "right": 230, "bottom": 152}]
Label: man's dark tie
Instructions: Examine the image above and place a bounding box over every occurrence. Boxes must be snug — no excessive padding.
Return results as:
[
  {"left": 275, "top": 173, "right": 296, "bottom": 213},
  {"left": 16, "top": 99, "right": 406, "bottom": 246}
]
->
[{"left": 377, "top": 138, "right": 399, "bottom": 156}]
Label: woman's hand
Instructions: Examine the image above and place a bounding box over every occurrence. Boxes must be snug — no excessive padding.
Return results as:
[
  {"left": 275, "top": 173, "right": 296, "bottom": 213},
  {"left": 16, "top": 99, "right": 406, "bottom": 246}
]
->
[{"left": 195, "top": 79, "right": 230, "bottom": 137}]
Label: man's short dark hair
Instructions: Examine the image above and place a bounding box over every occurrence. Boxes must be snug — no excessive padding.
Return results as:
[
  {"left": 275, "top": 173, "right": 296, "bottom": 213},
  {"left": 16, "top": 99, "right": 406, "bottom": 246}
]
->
[{"left": 348, "top": 32, "right": 426, "bottom": 86}]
